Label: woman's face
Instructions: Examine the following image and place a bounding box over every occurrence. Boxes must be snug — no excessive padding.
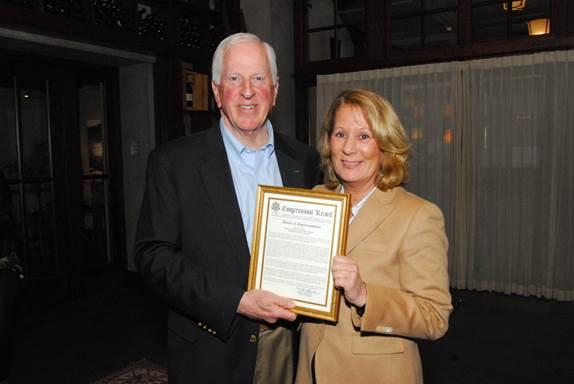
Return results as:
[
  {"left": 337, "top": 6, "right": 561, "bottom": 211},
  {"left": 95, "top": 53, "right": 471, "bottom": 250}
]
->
[{"left": 330, "top": 104, "right": 382, "bottom": 191}]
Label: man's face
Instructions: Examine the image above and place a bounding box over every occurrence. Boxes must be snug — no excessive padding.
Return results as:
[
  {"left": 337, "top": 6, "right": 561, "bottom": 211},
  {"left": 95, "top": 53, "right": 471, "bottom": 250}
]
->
[{"left": 211, "top": 41, "right": 278, "bottom": 141}]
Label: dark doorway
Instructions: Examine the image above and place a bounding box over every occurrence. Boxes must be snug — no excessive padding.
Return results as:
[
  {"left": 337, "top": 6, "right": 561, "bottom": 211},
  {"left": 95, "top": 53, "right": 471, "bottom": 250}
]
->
[{"left": 0, "top": 52, "right": 125, "bottom": 304}]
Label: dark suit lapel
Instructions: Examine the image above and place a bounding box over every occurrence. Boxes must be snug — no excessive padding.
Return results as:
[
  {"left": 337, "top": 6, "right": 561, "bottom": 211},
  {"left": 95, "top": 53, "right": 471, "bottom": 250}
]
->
[
  {"left": 198, "top": 127, "right": 251, "bottom": 271},
  {"left": 274, "top": 133, "right": 306, "bottom": 188},
  {"left": 346, "top": 187, "right": 402, "bottom": 254}
]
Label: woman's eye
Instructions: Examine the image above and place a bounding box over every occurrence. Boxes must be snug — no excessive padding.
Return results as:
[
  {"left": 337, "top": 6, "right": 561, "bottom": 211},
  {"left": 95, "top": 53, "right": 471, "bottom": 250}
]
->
[
  {"left": 334, "top": 131, "right": 345, "bottom": 138},
  {"left": 360, "top": 134, "right": 370, "bottom": 140}
]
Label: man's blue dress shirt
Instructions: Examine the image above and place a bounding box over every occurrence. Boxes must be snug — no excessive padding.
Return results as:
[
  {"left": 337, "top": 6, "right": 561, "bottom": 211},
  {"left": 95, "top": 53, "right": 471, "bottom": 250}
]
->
[{"left": 220, "top": 119, "right": 283, "bottom": 251}]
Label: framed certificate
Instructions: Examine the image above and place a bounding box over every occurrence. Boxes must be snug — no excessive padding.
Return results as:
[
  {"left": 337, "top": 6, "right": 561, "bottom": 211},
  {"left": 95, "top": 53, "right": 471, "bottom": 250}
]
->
[{"left": 247, "top": 185, "right": 350, "bottom": 322}]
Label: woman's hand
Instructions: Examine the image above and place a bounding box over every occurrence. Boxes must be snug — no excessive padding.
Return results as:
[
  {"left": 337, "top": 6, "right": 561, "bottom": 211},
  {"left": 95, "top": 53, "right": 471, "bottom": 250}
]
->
[{"left": 332, "top": 256, "right": 367, "bottom": 308}]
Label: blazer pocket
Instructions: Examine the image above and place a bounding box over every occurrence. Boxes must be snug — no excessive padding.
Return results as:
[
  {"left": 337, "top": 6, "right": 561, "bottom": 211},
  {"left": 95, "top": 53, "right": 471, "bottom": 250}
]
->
[{"left": 351, "top": 335, "right": 405, "bottom": 355}]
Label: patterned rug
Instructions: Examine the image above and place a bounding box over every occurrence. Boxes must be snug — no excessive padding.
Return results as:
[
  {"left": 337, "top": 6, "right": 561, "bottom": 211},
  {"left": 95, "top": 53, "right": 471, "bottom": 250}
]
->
[{"left": 92, "top": 359, "right": 167, "bottom": 384}]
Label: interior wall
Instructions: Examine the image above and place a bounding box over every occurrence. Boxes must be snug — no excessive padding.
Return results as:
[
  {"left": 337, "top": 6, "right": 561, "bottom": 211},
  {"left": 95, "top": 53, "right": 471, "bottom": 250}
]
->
[
  {"left": 240, "top": 0, "right": 296, "bottom": 138},
  {"left": 119, "top": 63, "right": 155, "bottom": 271}
]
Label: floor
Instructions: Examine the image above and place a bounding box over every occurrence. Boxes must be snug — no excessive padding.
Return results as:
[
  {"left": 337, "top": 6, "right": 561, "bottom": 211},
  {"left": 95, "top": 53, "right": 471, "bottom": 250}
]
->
[
  {"left": 7, "top": 272, "right": 574, "bottom": 383},
  {"left": 419, "top": 290, "right": 574, "bottom": 384},
  {"left": 9, "top": 272, "right": 167, "bottom": 384}
]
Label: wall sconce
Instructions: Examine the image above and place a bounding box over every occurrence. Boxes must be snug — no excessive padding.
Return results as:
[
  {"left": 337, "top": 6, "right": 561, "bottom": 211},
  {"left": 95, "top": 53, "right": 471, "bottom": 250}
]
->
[
  {"left": 502, "top": 0, "right": 526, "bottom": 11},
  {"left": 443, "top": 129, "right": 453, "bottom": 144},
  {"left": 528, "top": 18, "right": 550, "bottom": 35}
]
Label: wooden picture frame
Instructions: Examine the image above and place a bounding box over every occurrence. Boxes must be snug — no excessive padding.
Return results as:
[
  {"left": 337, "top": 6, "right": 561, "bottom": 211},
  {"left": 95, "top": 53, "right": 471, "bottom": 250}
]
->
[{"left": 248, "top": 185, "right": 350, "bottom": 322}]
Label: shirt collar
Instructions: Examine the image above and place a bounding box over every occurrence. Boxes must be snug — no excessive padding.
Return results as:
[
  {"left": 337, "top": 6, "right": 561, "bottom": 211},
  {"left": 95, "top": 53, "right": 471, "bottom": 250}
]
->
[
  {"left": 219, "top": 118, "right": 275, "bottom": 156},
  {"left": 340, "top": 185, "right": 379, "bottom": 223}
]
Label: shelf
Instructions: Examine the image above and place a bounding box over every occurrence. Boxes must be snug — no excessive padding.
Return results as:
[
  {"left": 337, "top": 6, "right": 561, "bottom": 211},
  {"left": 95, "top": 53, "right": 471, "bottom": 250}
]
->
[{"left": 182, "top": 69, "right": 208, "bottom": 111}]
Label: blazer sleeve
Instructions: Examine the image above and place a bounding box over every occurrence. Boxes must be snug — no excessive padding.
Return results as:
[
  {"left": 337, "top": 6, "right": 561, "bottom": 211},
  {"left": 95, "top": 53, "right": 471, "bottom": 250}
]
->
[
  {"left": 134, "top": 149, "right": 244, "bottom": 341},
  {"left": 351, "top": 201, "right": 452, "bottom": 340}
]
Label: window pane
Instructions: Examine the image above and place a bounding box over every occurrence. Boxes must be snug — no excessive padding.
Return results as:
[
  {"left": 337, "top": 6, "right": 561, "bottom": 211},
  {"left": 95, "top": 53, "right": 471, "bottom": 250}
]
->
[
  {"left": 24, "top": 181, "right": 56, "bottom": 278},
  {"left": 337, "top": 0, "right": 365, "bottom": 24},
  {"left": 78, "top": 84, "right": 107, "bottom": 176},
  {"left": 510, "top": 14, "right": 529, "bottom": 37},
  {"left": 307, "top": 0, "right": 335, "bottom": 29},
  {"left": 0, "top": 175, "right": 18, "bottom": 259},
  {"left": 0, "top": 78, "right": 18, "bottom": 180},
  {"left": 19, "top": 81, "right": 50, "bottom": 180},
  {"left": 424, "top": 12, "right": 458, "bottom": 47},
  {"left": 391, "top": 0, "right": 422, "bottom": 17},
  {"left": 81, "top": 179, "right": 111, "bottom": 265},
  {"left": 391, "top": 16, "right": 421, "bottom": 51},
  {"left": 472, "top": 3, "right": 508, "bottom": 42},
  {"left": 338, "top": 25, "right": 366, "bottom": 58},
  {"left": 426, "top": 0, "right": 458, "bottom": 10},
  {"left": 526, "top": 0, "right": 550, "bottom": 16},
  {"left": 337, "top": 0, "right": 366, "bottom": 58},
  {"left": 391, "top": 0, "right": 457, "bottom": 15},
  {"left": 78, "top": 79, "right": 112, "bottom": 267},
  {"left": 5, "top": 181, "right": 20, "bottom": 238},
  {"left": 308, "top": 29, "right": 336, "bottom": 61}
]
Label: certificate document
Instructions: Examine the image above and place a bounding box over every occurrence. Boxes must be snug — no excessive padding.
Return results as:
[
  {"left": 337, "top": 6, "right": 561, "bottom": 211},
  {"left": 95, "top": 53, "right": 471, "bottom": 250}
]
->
[{"left": 248, "top": 185, "right": 350, "bottom": 321}]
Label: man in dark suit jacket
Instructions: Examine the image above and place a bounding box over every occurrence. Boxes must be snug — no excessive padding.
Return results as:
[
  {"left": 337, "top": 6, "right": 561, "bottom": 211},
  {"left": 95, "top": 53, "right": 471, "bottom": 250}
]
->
[{"left": 135, "top": 33, "right": 319, "bottom": 383}]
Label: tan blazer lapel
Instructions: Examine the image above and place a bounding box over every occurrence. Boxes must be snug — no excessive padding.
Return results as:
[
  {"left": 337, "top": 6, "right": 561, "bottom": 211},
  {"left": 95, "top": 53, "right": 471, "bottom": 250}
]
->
[{"left": 346, "top": 187, "right": 402, "bottom": 254}]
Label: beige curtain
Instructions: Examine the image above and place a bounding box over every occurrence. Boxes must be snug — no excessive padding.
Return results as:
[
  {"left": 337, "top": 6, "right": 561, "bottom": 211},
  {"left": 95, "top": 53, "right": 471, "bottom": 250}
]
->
[{"left": 316, "top": 50, "right": 574, "bottom": 300}]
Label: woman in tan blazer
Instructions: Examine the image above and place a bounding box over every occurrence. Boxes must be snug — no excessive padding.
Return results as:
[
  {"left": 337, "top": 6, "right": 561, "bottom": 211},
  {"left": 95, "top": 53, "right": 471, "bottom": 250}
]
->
[{"left": 296, "top": 89, "right": 452, "bottom": 384}]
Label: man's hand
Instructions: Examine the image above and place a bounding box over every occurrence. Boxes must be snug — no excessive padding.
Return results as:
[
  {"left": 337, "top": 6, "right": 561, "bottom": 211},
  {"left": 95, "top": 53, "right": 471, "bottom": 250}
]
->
[{"left": 237, "top": 290, "right": 297, "bottom": 323}]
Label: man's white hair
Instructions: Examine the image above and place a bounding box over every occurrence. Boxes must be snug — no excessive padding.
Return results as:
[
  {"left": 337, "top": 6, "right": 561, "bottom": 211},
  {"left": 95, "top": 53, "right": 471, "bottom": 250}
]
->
[{"left": 211, "top": 32, "right": 278, "bottom": 85}]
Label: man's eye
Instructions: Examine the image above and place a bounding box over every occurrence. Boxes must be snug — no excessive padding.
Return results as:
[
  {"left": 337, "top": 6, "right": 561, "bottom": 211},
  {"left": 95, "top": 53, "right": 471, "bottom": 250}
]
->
[{"left": 253, "top": 75, "right": 264, "bottom": 82}]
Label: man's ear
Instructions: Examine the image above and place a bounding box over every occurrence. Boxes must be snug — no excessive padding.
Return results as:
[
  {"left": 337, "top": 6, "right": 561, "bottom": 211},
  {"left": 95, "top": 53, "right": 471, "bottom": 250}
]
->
[{"left": 211, "top": 81, "right": 222, "bottom": 108}]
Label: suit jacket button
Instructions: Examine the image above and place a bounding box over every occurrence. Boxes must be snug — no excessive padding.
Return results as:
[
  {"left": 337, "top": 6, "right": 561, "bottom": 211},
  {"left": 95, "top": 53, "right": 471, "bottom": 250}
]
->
[{"left": 249, "top": 334, "right": 257, "bottom": 343}]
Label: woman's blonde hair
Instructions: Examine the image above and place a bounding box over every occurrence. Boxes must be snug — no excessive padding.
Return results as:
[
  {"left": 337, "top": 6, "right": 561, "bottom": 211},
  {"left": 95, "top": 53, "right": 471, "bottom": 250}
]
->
[{"left": 318, "top": 89, "right": 411, "bottom": 191}]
